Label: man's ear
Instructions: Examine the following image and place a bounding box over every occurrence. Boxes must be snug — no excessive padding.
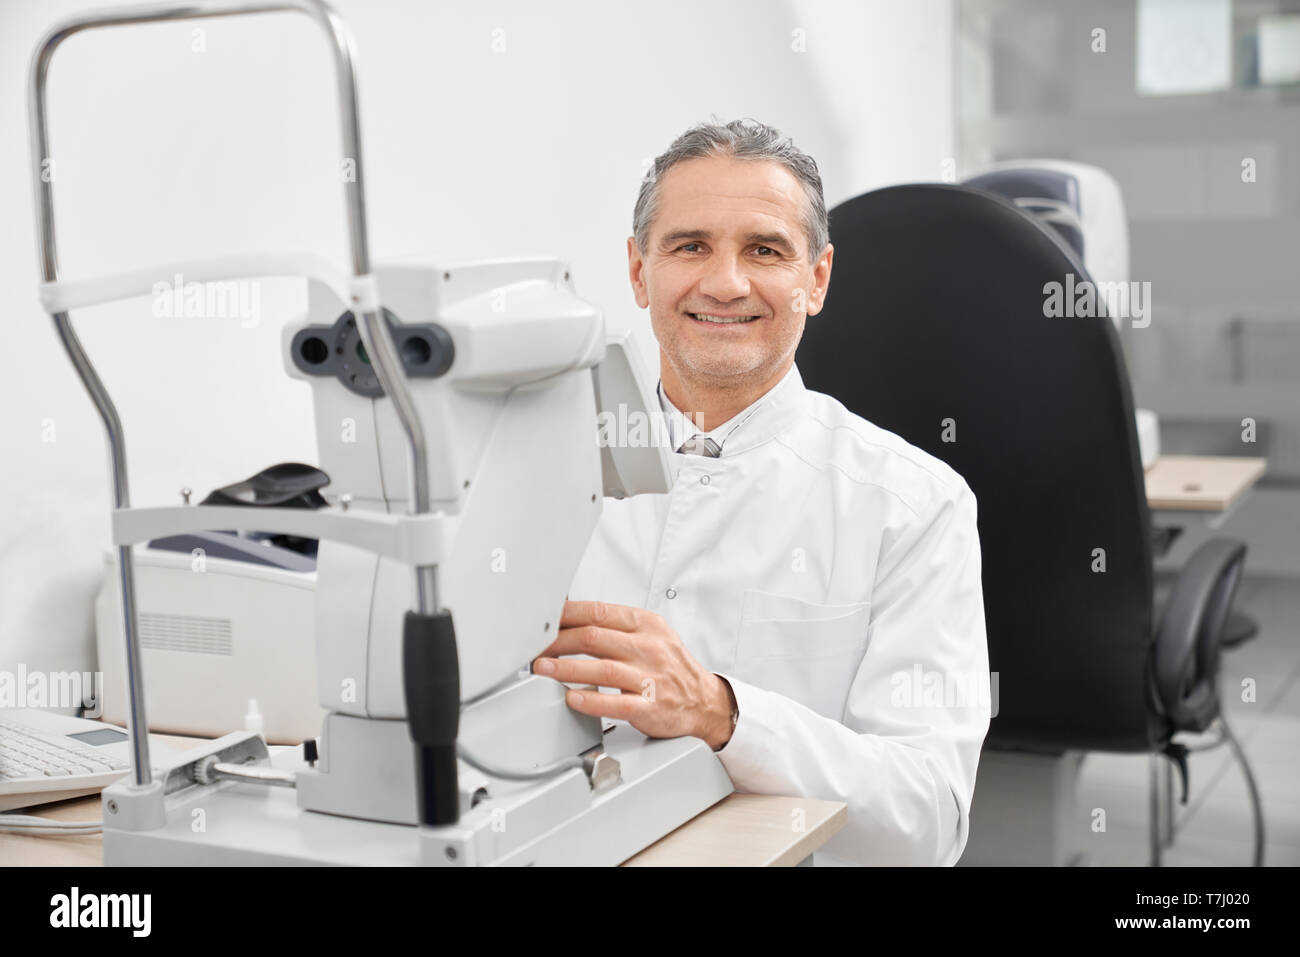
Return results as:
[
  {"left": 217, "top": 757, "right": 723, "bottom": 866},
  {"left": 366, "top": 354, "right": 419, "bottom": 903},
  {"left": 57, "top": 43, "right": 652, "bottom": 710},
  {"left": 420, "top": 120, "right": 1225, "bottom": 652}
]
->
[
  {"left": 628, "top": 236, "right": 650, "bottom": 309},
  {"left": 806, "top": 242, "right": 833, "bottom": 317}
]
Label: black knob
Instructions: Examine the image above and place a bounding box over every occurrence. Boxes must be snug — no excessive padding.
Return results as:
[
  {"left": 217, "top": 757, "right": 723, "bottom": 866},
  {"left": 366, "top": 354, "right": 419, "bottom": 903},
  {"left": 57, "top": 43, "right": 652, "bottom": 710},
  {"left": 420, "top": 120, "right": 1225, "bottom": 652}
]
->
[{"left": 303, "top": 739, "right": 319, "bottom": 766}]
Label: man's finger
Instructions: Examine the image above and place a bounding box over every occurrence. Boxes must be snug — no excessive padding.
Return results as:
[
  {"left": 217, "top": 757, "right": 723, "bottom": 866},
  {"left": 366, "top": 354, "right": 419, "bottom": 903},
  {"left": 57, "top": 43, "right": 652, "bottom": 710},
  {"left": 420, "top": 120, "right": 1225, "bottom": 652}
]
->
[
  {"left": 563, "top": 686, "right": 647, "bottom": 723},
  {"left": 559, "top": 600, "right": 646, "bottom": 633},
  {"left": 532, "top": 655, "right": 644, "bottom": 692},
  {"left": 535, "top": 624, "right": 638, "bottom": 661}
]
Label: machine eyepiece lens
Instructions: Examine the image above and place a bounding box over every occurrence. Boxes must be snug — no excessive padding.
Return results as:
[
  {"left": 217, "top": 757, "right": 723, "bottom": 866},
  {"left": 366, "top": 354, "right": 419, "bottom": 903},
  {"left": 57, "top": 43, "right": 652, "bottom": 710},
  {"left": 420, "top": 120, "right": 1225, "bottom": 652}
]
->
[
  {"left": 402, "top": 336, "right": 432, "bottom": 366},
  {"left": 299, "top": 336, "right": 329, "bottom": 365}
]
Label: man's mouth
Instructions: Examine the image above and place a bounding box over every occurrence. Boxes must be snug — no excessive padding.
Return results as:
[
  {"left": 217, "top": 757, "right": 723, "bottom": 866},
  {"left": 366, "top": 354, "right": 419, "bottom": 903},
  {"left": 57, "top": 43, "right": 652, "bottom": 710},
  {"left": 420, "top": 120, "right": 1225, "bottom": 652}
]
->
[{"left": 688, "top": 312, "right": 760, "bottom": 324}]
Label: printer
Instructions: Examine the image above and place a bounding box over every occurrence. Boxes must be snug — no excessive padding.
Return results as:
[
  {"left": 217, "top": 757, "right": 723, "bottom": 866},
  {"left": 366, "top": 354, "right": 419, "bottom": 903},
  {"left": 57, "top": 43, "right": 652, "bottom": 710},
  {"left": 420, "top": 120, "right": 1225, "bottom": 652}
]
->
[{"left": 95, "top": 478, "right": 324, "bottom": 744}]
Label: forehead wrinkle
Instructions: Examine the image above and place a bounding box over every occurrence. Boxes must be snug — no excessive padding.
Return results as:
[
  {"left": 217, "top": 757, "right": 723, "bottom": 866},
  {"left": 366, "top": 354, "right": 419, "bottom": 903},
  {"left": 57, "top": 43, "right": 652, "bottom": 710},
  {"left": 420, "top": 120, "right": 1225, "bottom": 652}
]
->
[
  {"left": 665, "top": 186, "right": 801, "bottom": 217},
  {"left": 659, "top": 159, "right": 804, "bottom": 211}
]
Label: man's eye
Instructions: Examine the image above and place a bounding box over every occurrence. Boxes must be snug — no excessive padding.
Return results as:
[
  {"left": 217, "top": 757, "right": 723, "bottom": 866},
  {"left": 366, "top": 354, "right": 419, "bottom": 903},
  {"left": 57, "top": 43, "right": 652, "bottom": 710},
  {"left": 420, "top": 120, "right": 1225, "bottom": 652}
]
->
[
  {"left": 754, "top": 246, "right": 776, "bottom": 256},
  {"left": 679, "top": 242, "right": 702, "bottom": 252}
]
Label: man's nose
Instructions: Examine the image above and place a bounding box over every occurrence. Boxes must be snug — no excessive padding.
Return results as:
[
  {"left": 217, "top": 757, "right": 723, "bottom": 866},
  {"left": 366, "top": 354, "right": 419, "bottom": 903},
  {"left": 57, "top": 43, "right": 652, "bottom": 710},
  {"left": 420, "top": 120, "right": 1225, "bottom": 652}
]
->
[{"left": 697, "top": 255, "right": 751, "bottom": 302}]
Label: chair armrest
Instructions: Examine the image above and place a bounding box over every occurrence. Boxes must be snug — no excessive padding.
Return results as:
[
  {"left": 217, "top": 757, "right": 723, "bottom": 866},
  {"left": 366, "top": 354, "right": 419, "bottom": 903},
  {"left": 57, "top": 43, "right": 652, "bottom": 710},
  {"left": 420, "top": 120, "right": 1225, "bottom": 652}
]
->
[{"left": 1152, "top": 537, "right": 1247, "bottom": 732}]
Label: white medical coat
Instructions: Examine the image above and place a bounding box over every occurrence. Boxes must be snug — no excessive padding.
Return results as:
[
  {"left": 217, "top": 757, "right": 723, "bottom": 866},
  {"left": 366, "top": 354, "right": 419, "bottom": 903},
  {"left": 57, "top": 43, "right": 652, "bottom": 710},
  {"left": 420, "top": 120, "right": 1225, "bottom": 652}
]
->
[{"left": 568, "top": 363, "right": 990, "bottom": 866}]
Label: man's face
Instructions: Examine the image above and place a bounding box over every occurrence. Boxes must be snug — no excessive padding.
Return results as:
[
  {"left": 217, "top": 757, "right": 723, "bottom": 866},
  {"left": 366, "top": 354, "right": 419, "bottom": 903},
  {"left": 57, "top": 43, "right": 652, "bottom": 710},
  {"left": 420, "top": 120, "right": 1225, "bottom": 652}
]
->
[{"left": 628, "top": 154, "right": 832, "bottom": 390}]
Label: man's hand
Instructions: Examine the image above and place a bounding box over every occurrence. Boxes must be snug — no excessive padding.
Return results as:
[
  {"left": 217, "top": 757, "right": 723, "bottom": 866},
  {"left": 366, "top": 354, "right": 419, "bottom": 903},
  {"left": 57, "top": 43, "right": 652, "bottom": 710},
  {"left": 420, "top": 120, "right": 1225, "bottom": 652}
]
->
[{"left": 531, "top": 600, "right": 735, "bottom": 750}]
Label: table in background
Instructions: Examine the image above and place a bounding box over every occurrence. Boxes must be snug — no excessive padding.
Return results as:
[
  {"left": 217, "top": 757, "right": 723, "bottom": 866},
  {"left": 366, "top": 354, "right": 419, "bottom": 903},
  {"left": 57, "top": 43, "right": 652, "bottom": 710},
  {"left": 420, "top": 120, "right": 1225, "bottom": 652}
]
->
[{"left": 1146, "top": 454, "right": 1267, "bottom": 527}]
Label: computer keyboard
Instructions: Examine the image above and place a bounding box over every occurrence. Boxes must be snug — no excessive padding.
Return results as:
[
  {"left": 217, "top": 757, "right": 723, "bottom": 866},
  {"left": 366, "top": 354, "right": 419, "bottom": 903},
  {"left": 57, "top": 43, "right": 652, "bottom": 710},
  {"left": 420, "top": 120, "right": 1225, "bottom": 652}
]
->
[{"left": 0, "top": 714, "right": 131, "bottom": 812}]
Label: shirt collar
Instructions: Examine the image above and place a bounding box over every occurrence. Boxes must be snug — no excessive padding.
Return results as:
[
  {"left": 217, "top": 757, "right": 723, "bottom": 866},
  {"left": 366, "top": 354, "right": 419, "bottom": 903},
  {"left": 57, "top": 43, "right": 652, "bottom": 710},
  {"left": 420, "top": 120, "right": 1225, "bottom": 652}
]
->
[{"left": 655, "top": 363, "right": 809, "bottom": 457}]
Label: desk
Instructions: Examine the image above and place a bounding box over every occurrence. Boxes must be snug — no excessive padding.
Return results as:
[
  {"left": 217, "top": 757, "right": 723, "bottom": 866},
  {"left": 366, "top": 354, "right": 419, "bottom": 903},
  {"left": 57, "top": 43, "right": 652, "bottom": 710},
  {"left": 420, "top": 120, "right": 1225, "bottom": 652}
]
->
[
  {"left": 1146, "top": 454, "right": 1267, "bottom": 559},
  {"left": 2, "top": 733, "right": 845, "bottom": 867},
  {"left": 1145, "top": 454, "right": 1267, "bottom": 516}
]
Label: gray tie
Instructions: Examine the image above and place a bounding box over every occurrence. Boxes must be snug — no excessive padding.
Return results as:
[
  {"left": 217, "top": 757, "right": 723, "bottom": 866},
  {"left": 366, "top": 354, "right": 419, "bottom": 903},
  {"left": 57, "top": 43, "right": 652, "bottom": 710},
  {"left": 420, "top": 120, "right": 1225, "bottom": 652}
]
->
[{"left": 677, "top": 433, "right": 721, "bottom": 457}]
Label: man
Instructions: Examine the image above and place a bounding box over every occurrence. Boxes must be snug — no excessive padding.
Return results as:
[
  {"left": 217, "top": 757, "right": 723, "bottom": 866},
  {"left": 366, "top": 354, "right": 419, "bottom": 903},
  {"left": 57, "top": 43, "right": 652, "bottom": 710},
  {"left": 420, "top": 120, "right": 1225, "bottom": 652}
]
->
[{"left": 533, "top": 119, "right": 990, "bottom": 866}]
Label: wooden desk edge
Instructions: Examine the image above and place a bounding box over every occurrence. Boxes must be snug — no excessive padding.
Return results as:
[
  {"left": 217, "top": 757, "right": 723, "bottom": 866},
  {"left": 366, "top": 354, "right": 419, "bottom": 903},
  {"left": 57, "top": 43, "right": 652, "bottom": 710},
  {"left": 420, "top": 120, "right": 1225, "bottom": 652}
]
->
[
  {"left": 1145, "top": 455, "right": 1267, "bottom": 512},
  {"left": 621, "top": 794, "right": 848, "bottom": 867}
]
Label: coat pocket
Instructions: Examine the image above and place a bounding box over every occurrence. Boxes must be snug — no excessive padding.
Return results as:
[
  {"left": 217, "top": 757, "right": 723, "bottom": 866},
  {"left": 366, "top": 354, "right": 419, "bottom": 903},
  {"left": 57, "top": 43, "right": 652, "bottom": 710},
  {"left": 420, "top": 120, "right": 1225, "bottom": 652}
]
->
[
  {"left": 738, "top": 590, "right": 872, "bottom": 657},
  {"left": 733, "top": 590, "right": 871, "bottom": 716}
]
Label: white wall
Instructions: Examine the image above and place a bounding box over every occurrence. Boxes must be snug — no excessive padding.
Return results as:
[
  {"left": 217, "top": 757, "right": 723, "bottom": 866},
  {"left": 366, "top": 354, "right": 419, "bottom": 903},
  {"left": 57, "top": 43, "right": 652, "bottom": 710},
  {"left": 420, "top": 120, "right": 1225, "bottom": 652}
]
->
[
  {"left": 792, "top": 0, "right": 955, "bottom": 199},
  {"left": 0, "top": 0, "right": 952, "bottom": 677}
]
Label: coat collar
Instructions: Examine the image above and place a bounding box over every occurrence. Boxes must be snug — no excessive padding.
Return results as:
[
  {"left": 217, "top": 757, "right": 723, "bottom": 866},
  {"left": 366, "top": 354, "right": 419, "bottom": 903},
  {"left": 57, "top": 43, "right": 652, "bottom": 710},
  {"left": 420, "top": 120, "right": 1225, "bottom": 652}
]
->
[{"left": 655, "top": 363, "right": 810, "bottom": 457}]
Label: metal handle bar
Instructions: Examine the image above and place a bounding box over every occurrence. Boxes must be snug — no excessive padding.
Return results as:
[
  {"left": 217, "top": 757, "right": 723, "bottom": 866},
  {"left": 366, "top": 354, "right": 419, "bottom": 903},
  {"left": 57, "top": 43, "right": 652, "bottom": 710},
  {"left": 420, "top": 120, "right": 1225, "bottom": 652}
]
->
[{"left": 29, "top": 0, "right": 437, "bottom": 787}]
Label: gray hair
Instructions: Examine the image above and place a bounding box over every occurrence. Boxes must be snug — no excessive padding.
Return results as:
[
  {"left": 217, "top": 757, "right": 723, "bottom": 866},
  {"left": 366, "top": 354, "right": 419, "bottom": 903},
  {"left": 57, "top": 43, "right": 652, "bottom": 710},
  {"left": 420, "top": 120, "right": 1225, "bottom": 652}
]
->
[{"left": 633, "top": 117, "right": 829, "bottom": 263}]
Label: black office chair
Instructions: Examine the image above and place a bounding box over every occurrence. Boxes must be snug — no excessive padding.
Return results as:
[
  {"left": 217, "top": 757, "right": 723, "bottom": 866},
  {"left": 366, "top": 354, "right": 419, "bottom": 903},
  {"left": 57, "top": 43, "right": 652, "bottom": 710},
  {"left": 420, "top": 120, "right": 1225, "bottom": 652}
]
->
[
  {"left": 797, "top": 183, "right": 1263, "bottom": 865},
  {"left": 966, "top": 165, "right": 1265, "bottom": 663}
]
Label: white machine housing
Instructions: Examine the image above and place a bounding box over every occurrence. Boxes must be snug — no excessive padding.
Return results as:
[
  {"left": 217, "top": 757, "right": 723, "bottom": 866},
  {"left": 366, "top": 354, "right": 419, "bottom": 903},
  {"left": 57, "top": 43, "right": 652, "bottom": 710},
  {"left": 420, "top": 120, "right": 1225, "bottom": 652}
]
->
[
  {"left": 289, "top": 259, "right": 612, "bottom": 715},
  {"left": 101, "top": 257, "right": 733, "bottom": 866}
]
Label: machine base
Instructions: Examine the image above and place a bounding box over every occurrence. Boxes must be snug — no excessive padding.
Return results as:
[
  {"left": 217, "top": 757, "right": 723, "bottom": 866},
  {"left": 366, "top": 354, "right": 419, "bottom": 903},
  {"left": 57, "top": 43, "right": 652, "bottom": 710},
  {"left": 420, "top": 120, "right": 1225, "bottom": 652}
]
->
[{"left": 103, "top": 725, "right": 733, "bottom": 866}]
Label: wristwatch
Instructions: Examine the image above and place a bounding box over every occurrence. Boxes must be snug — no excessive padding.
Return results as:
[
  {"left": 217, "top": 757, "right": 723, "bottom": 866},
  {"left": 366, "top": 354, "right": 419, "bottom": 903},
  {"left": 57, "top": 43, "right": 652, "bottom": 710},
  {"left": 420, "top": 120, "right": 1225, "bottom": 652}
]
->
[{"left": 717, "top": 676, "right": 739, "bottom": 750}]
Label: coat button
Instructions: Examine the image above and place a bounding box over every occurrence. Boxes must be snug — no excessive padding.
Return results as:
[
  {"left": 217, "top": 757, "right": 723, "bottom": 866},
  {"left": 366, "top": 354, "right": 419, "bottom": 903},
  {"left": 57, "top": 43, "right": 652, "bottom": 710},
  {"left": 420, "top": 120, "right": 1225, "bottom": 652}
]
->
[
  {"left": 666, "top": 587, "right": 677, "bottom": 599},
  {"left": 700, "top": 474, "right": 711, "bottom": 485}
]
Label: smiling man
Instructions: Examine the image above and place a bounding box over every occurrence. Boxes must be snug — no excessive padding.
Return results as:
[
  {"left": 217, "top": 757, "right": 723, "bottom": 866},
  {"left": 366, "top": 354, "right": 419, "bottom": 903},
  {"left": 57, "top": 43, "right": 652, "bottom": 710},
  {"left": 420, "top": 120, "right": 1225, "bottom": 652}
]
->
[{"left": 535, "top": 119, "right": 991, "bottom": 866}]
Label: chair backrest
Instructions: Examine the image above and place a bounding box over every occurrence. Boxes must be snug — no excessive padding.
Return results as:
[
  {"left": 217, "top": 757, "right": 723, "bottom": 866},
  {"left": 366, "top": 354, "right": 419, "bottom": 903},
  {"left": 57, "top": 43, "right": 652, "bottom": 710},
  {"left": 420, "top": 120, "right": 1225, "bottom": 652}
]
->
[
  {"left": 963, "top": 160, "right": 1131, "bottom": 333},
  {"left": 797, "top": 183, "right": 1159, "bottom": 753}
]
